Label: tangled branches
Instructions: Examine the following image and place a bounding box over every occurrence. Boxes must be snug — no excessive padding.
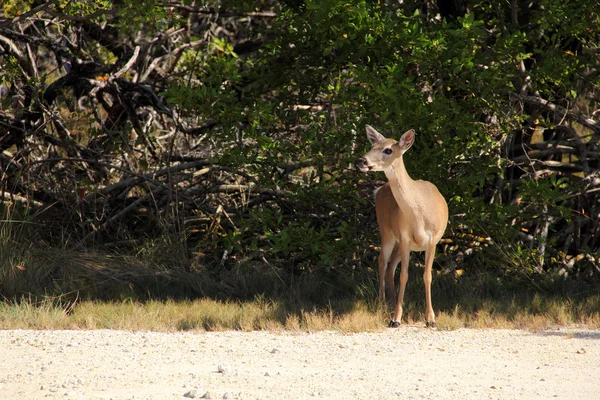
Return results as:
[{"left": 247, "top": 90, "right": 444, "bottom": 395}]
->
[{"left": 0, "top": 1, "right": 279, "bottom": 243}]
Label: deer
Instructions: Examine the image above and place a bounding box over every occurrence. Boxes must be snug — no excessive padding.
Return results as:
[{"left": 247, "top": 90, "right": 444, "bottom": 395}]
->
[{"left": 355, "top": 125, "right": 448, "bottom": 328}]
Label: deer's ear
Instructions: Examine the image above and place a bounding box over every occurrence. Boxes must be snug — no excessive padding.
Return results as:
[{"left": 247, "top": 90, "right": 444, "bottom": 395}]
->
[
  {"left": 365, "top": 125, "right": 385, "bottom": 144},
  {"left": 398, "top": 129, "right": 416, "bottom": 151}
]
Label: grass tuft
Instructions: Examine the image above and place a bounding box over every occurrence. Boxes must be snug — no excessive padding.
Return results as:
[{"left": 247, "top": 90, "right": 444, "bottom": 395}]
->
[
  {"left": 0, "top": 298, "right": 69, "bottom": 330},
  {"left": 1, "top": 294, "right": 598, "bottom": 332},
  {"left": 434, "top": 305, "right": 464, "bottom": 331}
]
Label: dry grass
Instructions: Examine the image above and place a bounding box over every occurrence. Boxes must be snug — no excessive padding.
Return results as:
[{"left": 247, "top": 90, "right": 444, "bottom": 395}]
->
[
  {"left": 334, "top": 307, "right": 386, "bottom": 332},
  {"left": 1, "top": 296, "right": 599, "bottom": 332},
  {"left": 434, "top": 305, "right": 464, "bottom": 331},
  {"left": 432, "top": 295, "right": 600, "bottom": 331},
  {"left": 71, "top": 299, "right": 286, "bottom": 332},
  {"left": 0, "top": 298, "right": 71, "bottom": 330},
  {"left": 1, "top": 227, "right": 599, "bottom": 333},
  {"left": 0, "top": 298, "right": 386, "bottom": 332}
]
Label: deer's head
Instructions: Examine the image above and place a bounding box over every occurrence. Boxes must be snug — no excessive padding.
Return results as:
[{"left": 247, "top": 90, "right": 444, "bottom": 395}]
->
[{"left": 355, "top": 125, "right": 415, "bottom": 172}]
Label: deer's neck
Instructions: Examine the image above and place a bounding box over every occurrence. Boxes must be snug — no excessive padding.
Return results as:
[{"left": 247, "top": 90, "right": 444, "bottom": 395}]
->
[{"left": 384, "top": 156, "right": 418, "bottom": 211}]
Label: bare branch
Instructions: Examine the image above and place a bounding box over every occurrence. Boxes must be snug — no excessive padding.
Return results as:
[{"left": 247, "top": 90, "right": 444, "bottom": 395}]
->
[
  {"left": 44, "top": 6, "right": 117, "bottom": 22},
  {"left": 0, "top": 2, "right": 54, "bottom": 28},
  {"left": 139, "top": 38, "right": 208, "bottom": 82},
  {"left": 510, "top": 144, "right": 600, "bottom": 163},
  {"left": 1, "top": 191, "right": 44, "bottom": 207},
  {"left": 518, "top": 94, "right": 600, "bottom": 133},
  {"left": 164, "top": 3, "right": 276, "bottom": 18},
  {"left": 114, "top": 46, "right": 140, "bottom": 80},
  {"left": 83, "top": 159, "right": 212, "bottom": 203}
]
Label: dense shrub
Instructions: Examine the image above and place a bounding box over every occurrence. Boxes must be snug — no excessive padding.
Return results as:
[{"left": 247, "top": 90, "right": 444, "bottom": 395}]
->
[{"left": 1, "top": 0, "right": 599, "bottom": 301}]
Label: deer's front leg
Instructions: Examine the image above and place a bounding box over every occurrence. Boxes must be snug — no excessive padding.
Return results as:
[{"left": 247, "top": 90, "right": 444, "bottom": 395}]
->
[
  {"left": 385, "top": 245, "right": 401, "bottom": 305},
  {"left": 378, "top": 242, "right": 395, "bottom": 303},
  {"left": 390, "top": 242, "right": 410, "bottom": 328}
]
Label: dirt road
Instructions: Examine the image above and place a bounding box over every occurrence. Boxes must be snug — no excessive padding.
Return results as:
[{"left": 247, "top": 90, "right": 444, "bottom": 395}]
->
[{"left": 1, "top": 327, "right": 599, "bottom": 399}]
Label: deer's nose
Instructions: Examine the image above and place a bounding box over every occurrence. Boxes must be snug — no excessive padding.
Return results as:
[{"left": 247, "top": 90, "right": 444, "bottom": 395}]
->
[{"left": 355, "top": 158, "right": 367, "bottom": 170}]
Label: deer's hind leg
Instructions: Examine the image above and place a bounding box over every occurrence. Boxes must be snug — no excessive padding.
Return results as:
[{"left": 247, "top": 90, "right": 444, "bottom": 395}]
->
[{"left": 423, "top": 243, "right": 437, "bottom": 328}]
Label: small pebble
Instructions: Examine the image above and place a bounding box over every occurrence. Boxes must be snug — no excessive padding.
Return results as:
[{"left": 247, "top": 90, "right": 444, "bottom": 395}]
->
[{"left": 217, "top": 364, "right": 232, "bottom": 374}]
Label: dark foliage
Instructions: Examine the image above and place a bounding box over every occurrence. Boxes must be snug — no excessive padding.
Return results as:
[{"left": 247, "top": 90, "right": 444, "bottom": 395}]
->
[{"left": 1, "top": 0, "right": 599, "bottom": 301}]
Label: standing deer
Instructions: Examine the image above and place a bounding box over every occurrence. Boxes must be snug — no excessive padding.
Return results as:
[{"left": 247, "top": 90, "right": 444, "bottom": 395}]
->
[{"left": 355, "top": 125, "right": 448, "bottom": 328}]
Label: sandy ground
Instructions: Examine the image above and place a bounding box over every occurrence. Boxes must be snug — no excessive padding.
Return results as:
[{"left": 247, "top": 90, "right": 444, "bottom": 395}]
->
[{"left": 1, "top": 327, "right": 599, "bottom": 400}]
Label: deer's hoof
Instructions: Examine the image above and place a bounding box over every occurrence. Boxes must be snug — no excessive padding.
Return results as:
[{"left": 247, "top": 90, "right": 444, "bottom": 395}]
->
[
  {"left": 388, "top": 320, "right": 401, "bottom": 328},
  {"left": 426, "top": 321, "right": 437, "bottom": 329}
]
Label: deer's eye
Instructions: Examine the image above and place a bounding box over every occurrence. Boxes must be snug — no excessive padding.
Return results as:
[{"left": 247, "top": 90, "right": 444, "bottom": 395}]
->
[{"left": 383, "top": 148, "right": 393, "bottom": 155}]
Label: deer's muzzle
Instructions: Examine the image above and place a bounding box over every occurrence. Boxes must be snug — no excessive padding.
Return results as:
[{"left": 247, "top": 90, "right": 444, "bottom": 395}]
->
[{"left": 355, "top": 157, "right": 370, "bottom": 172}]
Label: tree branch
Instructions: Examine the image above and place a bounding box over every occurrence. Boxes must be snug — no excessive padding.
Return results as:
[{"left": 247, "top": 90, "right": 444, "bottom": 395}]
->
[
  {"left": 0, "top": 2, "right": 54, "bottom": 28},
  {"left": 518, "top": 94, "right": 600, "bottom": 133}
]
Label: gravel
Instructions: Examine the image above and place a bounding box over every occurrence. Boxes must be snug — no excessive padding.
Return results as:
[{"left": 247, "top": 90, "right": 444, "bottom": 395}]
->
[{"left": 1, "top": 327, "right": 599, "bottom": 399}]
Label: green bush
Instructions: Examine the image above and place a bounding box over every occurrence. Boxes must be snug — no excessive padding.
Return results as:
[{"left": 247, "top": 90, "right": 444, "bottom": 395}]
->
[{"left": 1, "top": 0, "right": 599, "bottom": 303}]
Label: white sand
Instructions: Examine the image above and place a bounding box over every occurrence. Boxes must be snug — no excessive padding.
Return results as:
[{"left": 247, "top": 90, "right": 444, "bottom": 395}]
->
[{"left": 1, "top": 327, "right": 599, "bottom": 399}]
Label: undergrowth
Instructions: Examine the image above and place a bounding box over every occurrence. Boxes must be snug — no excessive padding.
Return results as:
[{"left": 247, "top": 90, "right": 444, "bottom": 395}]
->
[{"left": 1, "top": 217, "right": 600, "bottom": 332}]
